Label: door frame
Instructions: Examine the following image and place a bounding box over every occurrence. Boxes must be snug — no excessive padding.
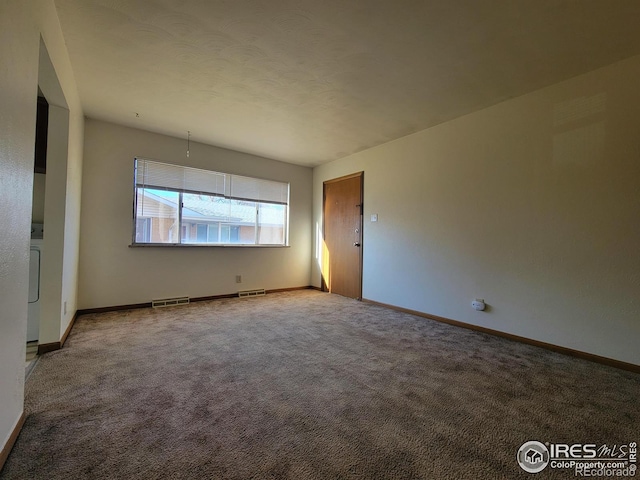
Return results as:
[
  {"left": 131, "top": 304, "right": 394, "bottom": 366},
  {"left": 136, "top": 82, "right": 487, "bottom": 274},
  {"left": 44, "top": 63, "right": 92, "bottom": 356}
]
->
[{"left": 321, "top": 171, "right": 364, "bottom": 299}]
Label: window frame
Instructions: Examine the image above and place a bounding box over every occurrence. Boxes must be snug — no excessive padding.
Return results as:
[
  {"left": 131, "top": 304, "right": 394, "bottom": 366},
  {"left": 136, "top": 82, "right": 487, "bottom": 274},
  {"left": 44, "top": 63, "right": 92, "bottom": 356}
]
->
[
  {"left": 131, "top": 158, "right": 290, "bottom": 248},
  {"left": 135, "top": 217, "right": 152, "bottom": 243}
]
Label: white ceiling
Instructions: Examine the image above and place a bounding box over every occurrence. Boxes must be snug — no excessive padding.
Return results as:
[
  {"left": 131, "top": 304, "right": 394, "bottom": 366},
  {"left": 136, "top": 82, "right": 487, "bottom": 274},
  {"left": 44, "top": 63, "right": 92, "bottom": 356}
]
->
[{"left": 54, "top": 0, "right": 640, "bottom": 167}]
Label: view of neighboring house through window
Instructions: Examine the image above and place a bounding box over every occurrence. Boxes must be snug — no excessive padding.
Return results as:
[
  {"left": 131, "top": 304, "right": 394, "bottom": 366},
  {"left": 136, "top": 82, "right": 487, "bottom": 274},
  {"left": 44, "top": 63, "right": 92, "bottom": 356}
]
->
[{"left": 133, "top": 158, "right": 289, "bottom": 246}]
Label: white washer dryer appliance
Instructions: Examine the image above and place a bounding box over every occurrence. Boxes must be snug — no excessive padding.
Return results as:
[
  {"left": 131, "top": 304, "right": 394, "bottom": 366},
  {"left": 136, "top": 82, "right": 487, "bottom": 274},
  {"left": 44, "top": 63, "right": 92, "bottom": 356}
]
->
[{"left": 28, "top": 238, "right": 43, "bottom": 342}]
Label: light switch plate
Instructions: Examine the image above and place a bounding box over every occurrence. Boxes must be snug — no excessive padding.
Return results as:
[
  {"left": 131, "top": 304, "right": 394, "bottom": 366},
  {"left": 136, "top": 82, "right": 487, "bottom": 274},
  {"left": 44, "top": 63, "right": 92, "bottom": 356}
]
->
[{"left": 371, "top": 214, "right": 378, "bottom": 222}]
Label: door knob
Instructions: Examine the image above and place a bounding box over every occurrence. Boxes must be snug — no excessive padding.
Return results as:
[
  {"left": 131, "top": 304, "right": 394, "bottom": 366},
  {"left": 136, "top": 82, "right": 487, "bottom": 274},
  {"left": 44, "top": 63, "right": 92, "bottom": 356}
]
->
[{"left": 353, "top": 242, "right": 361, "bottom": 247}]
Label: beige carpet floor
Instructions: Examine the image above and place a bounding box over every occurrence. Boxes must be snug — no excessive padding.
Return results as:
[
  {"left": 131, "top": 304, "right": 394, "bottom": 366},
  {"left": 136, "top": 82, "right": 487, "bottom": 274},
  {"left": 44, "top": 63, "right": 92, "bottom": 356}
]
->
[{"left": 2, "top": 290, "right": 639, "bottom": 479}]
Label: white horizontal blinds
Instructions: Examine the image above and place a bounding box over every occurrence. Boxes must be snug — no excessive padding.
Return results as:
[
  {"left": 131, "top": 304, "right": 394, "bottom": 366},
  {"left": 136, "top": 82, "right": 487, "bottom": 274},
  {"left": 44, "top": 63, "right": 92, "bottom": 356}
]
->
[
  {"left": 229, "top": 174, "right": 289, "bottom": 205},
  {"left": 136, "top": 159, "right": 183, "bottom": 191},
  {"left": 135, "top": 158, "right": 226, "bottom": 196},
  {"left": 183, "top": 166, "right": 226, "bottom": 197},
  {"left": 135, "top": 158, "right": 289, "bottom": 204}
]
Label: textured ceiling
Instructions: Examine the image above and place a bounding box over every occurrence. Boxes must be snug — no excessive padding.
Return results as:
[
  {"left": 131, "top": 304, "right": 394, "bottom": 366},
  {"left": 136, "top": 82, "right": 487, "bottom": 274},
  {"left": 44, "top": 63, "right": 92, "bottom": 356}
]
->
[{"left": 54, "top": 0, "right": 640, "bottom": 166}]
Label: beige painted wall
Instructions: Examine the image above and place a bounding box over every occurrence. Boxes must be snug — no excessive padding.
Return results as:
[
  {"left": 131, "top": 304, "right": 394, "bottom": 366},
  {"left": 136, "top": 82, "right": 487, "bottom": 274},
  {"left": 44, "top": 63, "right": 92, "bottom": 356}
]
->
[
  {"left": 40, "top": 105, "right": 71, "bottom": 345},
  {"left": 79, "top": 120, "right": 312, "bottom": 309},
  {"left": 0, "top": 0, "right": 84, "bottom": 457},
  {"left": 313, "top": 55, "right": 640, "bottom": 365}
]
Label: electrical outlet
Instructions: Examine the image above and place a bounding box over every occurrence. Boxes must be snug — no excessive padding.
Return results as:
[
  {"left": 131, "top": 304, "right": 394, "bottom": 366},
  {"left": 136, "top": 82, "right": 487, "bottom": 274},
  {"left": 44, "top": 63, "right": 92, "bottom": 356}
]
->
[
  {"left": 236, "top": 275, "right": 242, "bottom": 283},
  {"left": 471, "top": 299, "right": 486, "bottom": 311}
]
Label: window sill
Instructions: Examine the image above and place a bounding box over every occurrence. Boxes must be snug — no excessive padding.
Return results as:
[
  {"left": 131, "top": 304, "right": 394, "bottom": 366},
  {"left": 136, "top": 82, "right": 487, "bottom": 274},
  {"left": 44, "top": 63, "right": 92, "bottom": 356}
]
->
[{"left": 129, "top": 243, "right": 289, "bottom": 248}]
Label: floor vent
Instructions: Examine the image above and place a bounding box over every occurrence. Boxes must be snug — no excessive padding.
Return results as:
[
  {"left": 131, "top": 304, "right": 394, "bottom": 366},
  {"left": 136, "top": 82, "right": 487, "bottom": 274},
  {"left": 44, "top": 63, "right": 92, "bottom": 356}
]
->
[
  {"left": 152, "top": 297, "right": 190, "bottom": 308},
  {"left": 238, "top": 289, "right": 266, "bottom": 298}
]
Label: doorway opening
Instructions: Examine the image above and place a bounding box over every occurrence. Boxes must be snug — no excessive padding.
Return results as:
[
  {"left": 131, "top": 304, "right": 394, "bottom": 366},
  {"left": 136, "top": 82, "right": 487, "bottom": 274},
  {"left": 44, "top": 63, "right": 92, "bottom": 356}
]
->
[{"left": 27, "top": 37, "right": 70, "bottom": 372}]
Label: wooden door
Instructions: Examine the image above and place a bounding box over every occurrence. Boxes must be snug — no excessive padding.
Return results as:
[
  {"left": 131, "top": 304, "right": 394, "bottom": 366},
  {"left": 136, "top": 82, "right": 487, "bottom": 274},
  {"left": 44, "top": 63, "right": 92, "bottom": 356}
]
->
[{"left": 322, "top": 172, "right": 363, "bottom": 299}]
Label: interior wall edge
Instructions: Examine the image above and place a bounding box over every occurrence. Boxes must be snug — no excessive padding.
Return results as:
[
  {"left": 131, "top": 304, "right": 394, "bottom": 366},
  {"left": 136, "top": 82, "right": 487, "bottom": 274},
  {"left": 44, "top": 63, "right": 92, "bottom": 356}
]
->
[{"left": 0, "top": 412, "right": 26, "bottom": 474}]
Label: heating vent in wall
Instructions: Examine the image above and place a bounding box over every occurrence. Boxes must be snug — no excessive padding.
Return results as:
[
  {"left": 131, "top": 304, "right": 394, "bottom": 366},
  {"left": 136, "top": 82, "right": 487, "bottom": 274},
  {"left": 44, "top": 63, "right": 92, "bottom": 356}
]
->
[
  {"left": 152, "top": 297, "right": 190, "bottom": 308},
  {"left": 238, "top": 289, "right": 266, "bottom": 298}
]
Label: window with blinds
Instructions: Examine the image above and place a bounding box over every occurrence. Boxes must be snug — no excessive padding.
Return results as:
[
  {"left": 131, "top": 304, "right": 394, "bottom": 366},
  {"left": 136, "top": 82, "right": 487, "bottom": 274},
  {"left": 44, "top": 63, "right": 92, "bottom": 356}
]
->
[{"left": 133, "top": 158, "right": 289, "bottom": 246}]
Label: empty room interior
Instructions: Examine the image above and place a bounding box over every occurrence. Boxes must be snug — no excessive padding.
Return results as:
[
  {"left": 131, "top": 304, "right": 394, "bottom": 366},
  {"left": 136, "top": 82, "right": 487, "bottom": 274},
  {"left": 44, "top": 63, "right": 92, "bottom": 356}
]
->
[{"left": 1, "top": 1, "right": 639, "bottom": 478}]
